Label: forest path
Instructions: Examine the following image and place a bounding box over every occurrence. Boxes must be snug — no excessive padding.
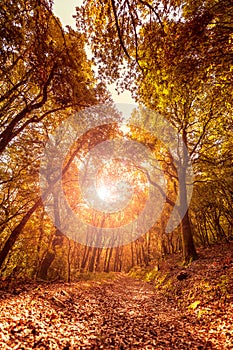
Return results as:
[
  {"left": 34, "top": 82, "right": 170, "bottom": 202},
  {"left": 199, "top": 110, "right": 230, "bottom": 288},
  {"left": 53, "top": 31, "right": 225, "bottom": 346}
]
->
[{"left": 0, "top": 274, "right": 227, "bottom": 349}]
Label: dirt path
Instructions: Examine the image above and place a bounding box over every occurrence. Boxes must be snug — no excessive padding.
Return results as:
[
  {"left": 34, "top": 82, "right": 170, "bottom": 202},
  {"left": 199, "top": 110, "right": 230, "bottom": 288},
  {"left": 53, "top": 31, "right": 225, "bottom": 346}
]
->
[{"left": 0, "top": 274, "right": 229, "bottom": 349}]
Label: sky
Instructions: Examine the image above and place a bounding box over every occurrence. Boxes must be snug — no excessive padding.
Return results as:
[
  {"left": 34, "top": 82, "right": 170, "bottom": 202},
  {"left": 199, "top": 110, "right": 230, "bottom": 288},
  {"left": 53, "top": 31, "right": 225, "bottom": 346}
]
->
[{"left": 53, "top": 0, "right": 136, "bottom": 105}]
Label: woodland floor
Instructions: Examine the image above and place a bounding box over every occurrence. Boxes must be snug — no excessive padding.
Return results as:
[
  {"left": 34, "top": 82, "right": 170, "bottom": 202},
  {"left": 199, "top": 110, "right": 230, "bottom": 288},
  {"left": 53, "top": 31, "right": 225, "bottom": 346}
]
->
[{"left": 0, "top": 243, "right": 232, "bottom": 349}]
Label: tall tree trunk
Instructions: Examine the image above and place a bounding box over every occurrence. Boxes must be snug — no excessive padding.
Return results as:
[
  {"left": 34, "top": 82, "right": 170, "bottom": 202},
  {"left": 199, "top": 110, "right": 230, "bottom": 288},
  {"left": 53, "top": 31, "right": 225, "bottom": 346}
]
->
[
  {"left": 130, "top": 242, "right": 134, "bottom": 269},
  {"left": 67, "top": 238, "right": 71, "bottom": 283},
  {"left": 105, "top": 247, "right": 113, "bottom": 272},
  {"left": 114, "top": 247, "right": 120, "bottom": 271},
  {"left": 95, "top": 248, "right": 103, "bottom": 272},
  {"left": 180, "top": 130, "right": 197, "bottom": 262},
  {"left": 89, "top": 247, "right": 97, "bottom": 272}
]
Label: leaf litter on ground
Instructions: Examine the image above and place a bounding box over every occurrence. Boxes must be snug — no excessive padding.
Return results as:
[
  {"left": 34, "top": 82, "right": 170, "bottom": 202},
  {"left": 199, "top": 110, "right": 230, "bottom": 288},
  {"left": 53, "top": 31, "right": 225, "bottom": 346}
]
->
[{"left": 0, "top": 243, "right": 232, "bottom": 349}]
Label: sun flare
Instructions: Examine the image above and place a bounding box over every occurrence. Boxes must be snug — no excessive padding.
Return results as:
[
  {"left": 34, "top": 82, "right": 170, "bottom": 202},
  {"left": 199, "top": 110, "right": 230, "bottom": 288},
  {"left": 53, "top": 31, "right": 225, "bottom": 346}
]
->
[{"left": 97, "top": 185, "right": 113, "bottom": 201}]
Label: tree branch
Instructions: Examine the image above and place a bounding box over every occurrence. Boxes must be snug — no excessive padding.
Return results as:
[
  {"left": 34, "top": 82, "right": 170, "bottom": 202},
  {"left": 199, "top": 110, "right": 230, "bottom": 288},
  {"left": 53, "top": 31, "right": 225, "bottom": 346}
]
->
[{"left": 111, "top": 0, "right": 131, "bottom": 59}]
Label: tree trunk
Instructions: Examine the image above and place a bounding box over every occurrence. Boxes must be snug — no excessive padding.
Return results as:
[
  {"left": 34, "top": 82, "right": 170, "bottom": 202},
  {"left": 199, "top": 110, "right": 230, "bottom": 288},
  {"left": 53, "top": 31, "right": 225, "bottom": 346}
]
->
[
  {"left": 104, "top": 247, "right": 113, "bottom": 272},
  {"left": 179, "top": 130, "right": 198, "bottom": 263},
  {"left": 0, "top": 198, "right": 43, "bottom": 271},
  {"left": 38, "top": 187, "right": 64, "bottom": 279},
  {"left": 81, "top": 245, "right": 91, "bottom": 271},
  {"left": 38, "top": 231, "right": 64, "bottom": 279},
  {"left": 95, "top": 248, "right": 103, "bottom": 272},
  {"left": 89, "top": 247, "right": 97, "bottom": 272},
  {"left": 181, "top": 210, "right": 197, "bottom": 262},
  {"left": 67, "top": 238, "right": 71, "bottom": 283},
  {"left": 38, "top": 251, "right": 56, "bottom": 280}
]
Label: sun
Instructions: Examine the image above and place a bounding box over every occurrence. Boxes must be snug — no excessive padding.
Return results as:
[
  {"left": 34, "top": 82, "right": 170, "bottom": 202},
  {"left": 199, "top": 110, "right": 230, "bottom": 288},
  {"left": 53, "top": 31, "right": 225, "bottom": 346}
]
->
[{"left": 97, "top": 185, "right": 113, "bottom": 201}]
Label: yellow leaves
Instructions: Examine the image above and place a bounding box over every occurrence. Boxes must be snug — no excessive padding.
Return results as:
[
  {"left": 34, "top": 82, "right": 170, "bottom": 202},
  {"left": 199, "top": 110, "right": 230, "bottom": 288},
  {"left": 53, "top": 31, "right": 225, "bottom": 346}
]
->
[
  {"left": 225, "top": 101, "right": 231, "bottom": 109},
  {"left": 197, "top": 307, "right": 211, "bottom": 318},
  {"left": 163, "top": 87, "right": 170, "bottom": 96},
  {"left": 188, "top": 300, "right": 201, "bottom": 310},
  {"left": 229, "top": 34, "right": 233, "bottom": 44}
]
